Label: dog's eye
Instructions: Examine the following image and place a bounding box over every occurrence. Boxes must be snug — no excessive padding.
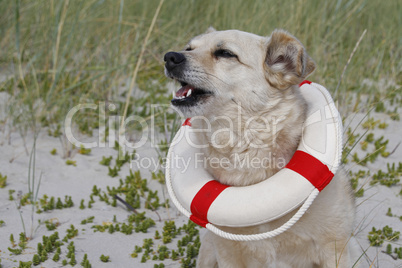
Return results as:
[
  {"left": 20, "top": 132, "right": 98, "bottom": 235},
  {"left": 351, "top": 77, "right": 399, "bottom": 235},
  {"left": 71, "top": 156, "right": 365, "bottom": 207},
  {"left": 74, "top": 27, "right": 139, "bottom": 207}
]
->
[
  {"left": 185, "top": 47, "right": 193, "bottom": 51},
  {"left": 214, "top": 49, "right": 237, "bottom": 58}
]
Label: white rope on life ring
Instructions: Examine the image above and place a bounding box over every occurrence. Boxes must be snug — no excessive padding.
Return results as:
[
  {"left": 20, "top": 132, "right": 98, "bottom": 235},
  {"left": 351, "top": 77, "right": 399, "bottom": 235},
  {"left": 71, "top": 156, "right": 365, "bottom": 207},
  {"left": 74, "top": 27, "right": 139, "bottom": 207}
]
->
[{"left": 165, "top": 81, "right": 343, "bottom": 241}]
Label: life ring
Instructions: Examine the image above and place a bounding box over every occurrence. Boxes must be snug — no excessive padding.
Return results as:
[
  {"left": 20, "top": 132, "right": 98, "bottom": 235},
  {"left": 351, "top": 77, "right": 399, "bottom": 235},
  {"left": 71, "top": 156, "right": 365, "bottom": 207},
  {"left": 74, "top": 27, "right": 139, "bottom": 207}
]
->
[{"left": 165, "top": 81, "right": 342, "bottom": 241}]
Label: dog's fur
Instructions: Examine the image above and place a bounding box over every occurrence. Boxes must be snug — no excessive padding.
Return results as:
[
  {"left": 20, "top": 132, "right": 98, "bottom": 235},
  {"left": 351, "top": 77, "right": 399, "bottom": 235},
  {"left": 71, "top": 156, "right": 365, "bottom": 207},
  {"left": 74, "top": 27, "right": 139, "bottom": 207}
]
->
[{"left": 164, "top": 28, "right": 356, "bottom": 267}]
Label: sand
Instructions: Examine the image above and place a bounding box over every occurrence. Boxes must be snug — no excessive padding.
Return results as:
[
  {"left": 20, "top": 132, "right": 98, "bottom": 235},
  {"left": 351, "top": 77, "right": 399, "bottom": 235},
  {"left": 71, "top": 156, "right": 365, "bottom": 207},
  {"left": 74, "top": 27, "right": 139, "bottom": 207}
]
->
[{"left": 0, "top": 89, "right": 401, "bottom": 267}]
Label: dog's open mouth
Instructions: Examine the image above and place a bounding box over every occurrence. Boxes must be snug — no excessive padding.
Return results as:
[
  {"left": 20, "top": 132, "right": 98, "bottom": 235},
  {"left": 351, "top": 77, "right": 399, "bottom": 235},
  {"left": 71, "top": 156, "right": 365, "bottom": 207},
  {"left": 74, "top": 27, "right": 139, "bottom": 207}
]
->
[{"left": 171, "top": 81, "right": 213, "bottom": 106}]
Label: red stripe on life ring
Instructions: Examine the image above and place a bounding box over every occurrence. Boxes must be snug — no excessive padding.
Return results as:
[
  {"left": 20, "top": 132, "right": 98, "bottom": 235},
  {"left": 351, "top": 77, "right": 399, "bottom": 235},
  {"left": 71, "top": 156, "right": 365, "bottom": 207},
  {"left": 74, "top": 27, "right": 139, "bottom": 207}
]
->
[
  {"left": 299, "top": 80, "right": 312, "bottom": 87},
  {"left": 190, "top": 180, "right": 230, "bottom": 227},
  {"left": 182, "top": 118, "right": 192, "bottom": 127},
  {"left": 285, "top": 150, "right": 334, "bottom": 191}
]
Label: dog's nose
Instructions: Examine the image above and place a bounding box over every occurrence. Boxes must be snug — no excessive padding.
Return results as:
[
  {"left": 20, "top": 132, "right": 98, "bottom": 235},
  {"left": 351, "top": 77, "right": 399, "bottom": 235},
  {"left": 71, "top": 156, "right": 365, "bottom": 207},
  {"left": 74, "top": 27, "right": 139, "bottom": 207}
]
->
[{"left": 164, "top": 52, "right": 186, "bottom": 70}]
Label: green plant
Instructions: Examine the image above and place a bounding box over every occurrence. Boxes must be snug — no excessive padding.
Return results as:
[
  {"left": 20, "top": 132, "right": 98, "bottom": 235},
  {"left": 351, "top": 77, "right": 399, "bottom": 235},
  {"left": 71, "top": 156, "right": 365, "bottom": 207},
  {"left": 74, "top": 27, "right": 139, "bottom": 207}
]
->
[
  {"left": 64, "top": 196, "right": 74, "bottom": 208},
  {"left": 81, "top": 254, "right": 92, "bottom": 268},
  {"left": 29, "top": 231, "right": 63, "bottom": 266},
  {"left": 156, "top": 245, "right": 169, "bottom": 260},
  {"left": 44, "top": 219, "right": 59, "bottom": 231},
  {"left": 384, "top": 244, "right": 402, "bottom": 260},
  {"left": 108, "top": 166, "right": 119, "bottom": 177},
  {"left": 141, "top": 253, "right": 149, "bottom": 263},
  {"left": 69, "top": 253, "right": 77, "bottom": 266},
  {"left": 53, "top": 252, "right": 60, "bottom": 262},
  {"left": 131, "top": 245, "right": 143, "bottom": 258},
  {"left": 100, "top": 254, "right": 110, "bottom": 262},
  {"left": 115, "top": 150, "right": 131, "bottom": 168},
  {"left": 386, "top": 244, "right": 392, "bottom": 254},
  {"left": 18, "top": 261, "right": 32, "bottom": 268},
  {"left": 9, "top": 233, "right": 16, "bottom": 247},
  {"left": 18, "top": 232, "right": 28, "bottom": 249},
  {"left": 40, "top": 250, "right": 48, "bottom": 262},
  {"left": 66, "top": 159, "right": 77, "bottom": 166},
  {"left": 48, "top": 125, "right": 62, "bottom": 138},
  {"left": 368, "top": 226, "right": 400, "bottom": 246},
  {"left": 362, "top": 118, "right": 380, "bottom": 130},
  {"left": 355, "top": 135, "right": 390, "bottom": 166},
  {"left": 378, "top": 122, "right": 388, "bottom": 129},
  {"left": 0, "top": 173, "right": 7, "bottom": 188},
  {"left": 349, "top": 170, "right": 369, "bottom": 191},
  {"left": 79, "top": 199, "right": 85, "bottom": 209},
  {"left": 388, "top": 107, "right": 400, "bottom": 121},
  {"left": 63, "top": 225, "right": 79, "bottom": 241},
  {"left": 386, "top": 208, "right": 393, "bottom": 217},
  {"left": 371, "top": 162, "right": 401, "bottom": 187},
  {"left": 162, "top": 220, "right": 177, "bottom": 244},
  {"left": 155, "top": 230, "right": 161, "bottom": 239},
  {"left": 39, "top": 195, "right": 74, "bottom": 211},
  {"left": 81, "top": 216, "right": 95, "bottom": 225},
  {"left": 151, "top": 170, "right": 165, "bottom": 184},
  {"left": 365, "top": 133, "right": 375, "bottom": 143},
  {"left": 56, "top": 197, "right": 63, "bottom": 209},
  {"left": 360, "top": 141, "right": 368, "bottom": 151},
  {"left": 171, "top": 249, "right": 179, "bottom": 260},
  {"left": 66, "top": 241, "right": 75, "bottom": 258},
  {"left": 100, "top": 156, "right": 113, "bottom": 166},
  {"left": 354, "top": 188, "right": 364, "bottom": 197},
  {"left": 8, "top": 247, "right": 23, "bottom": 255},
  {"left": 78, "top": 145, "right": 91, "bottom": 155},
  {"left": 8, "top": 189, "right": 15, "bottom": 200},
  {"left": 396, "top": 247, "right": 402, "bottom": 259}
]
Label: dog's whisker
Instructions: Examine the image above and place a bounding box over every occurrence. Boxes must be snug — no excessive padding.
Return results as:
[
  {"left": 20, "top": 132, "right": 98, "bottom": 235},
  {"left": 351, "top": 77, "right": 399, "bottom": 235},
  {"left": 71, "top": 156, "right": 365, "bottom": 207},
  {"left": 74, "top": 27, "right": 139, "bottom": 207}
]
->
[{"left": 197, "top": 70, "right": 231, "bottom": 86}]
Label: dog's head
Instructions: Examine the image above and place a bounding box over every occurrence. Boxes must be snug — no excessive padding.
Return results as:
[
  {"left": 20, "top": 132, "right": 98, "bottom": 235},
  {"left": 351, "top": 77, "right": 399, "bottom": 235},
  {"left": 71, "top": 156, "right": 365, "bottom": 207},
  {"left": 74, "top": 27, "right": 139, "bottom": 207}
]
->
[{"left": 164, "top": 28, "right": 315, "bottom": 117}]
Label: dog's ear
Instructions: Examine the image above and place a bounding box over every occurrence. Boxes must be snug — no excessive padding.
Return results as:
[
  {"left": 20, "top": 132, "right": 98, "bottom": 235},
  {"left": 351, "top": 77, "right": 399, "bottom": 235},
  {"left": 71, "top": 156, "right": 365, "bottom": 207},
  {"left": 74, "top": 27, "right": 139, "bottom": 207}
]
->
[
  {"left": 264, "top": 29, "right": 315, "bottom": 90},
  {"left": 205, "top": 26, "right": 217, "bottom": 34}
]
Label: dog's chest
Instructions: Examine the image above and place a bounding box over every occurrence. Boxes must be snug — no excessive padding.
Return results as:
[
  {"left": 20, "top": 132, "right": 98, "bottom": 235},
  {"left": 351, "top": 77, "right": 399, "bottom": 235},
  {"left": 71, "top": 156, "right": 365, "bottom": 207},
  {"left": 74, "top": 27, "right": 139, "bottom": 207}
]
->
[{"left": 203, "top": 146, "right": 279, "bottom": 186}]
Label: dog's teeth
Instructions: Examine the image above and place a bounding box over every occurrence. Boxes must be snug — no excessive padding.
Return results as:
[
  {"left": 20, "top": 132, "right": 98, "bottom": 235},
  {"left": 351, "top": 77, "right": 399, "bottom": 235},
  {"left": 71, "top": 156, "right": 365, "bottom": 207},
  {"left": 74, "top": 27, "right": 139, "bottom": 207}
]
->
[
  {"left": 186, "top": 89, "right": 192, "bottom": 97},
  {"left": 172, "top": 92, "right": 175, "bottom": 98}
]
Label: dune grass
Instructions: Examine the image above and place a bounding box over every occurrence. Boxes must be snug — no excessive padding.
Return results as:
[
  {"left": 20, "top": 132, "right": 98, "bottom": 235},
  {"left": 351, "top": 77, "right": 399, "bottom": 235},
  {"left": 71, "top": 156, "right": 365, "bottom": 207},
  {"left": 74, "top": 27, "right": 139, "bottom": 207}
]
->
[{"left": 0, "top": 0, "right": 400, "bottom": 143}]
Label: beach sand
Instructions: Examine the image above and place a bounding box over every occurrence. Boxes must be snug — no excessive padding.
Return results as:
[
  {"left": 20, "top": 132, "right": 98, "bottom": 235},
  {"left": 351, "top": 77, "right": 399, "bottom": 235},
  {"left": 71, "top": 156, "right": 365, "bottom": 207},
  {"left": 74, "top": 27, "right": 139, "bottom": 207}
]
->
[{"left": 0, "top": 91, "right": 401, "bottom": 267}]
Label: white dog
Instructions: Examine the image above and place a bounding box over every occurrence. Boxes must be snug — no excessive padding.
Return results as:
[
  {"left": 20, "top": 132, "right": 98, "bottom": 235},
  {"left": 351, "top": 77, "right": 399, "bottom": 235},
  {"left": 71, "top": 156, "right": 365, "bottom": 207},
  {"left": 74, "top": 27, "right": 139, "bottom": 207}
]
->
[{"left": 164, "top": 28, "right": 356, "bottom": 268}]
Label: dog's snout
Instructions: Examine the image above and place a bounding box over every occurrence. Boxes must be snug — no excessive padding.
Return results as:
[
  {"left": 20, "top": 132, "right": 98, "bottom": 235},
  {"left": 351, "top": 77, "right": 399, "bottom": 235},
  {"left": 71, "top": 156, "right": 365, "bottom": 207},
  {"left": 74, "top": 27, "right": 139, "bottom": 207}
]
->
[{"left": 164, "top": 52, "right": 186, "bottom": 71}]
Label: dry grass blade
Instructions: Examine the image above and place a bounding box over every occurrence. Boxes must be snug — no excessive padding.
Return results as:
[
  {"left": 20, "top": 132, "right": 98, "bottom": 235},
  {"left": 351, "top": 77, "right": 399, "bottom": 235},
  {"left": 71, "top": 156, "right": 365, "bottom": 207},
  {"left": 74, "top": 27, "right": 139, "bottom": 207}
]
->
[
  {"left": 52, "top": 0, "right": 70, "bottom": 82},
  {"left": 119, "top": 0, "right": 165, "bottom": 135},
  {"left": 334, "top": 29, "right": 367, "bottom": 98}
]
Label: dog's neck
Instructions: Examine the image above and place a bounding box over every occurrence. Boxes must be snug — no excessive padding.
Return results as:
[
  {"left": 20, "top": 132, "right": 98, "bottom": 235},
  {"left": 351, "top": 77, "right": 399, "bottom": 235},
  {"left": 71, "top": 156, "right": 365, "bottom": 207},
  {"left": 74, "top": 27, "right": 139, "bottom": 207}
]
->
[{"left": 191, "top": 88, "right": 306, "bottom": 186}]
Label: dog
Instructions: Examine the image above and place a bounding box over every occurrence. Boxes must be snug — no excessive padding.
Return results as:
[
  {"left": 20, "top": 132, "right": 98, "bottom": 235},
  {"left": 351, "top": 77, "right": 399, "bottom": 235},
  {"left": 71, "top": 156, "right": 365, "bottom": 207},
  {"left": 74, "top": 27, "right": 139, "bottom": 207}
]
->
[{"left": 164, "top": 28, "right": 357, "bottom": 268}]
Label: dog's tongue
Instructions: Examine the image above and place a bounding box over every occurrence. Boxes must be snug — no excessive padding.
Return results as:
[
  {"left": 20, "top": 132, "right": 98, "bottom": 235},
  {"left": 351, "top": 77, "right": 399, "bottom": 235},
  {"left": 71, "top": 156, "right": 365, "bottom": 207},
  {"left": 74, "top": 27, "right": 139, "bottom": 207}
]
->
[{"left": 176, "top": 84, "right": 194, "bottom": 97}]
